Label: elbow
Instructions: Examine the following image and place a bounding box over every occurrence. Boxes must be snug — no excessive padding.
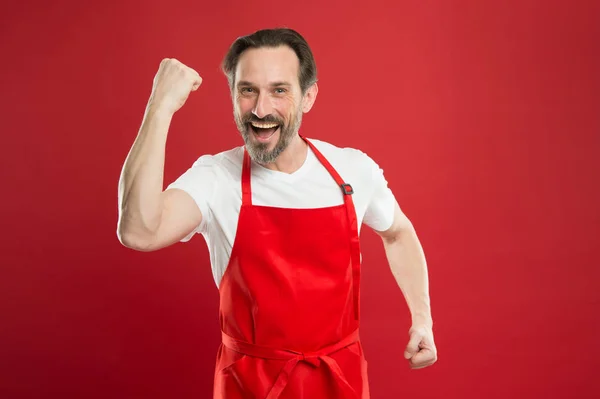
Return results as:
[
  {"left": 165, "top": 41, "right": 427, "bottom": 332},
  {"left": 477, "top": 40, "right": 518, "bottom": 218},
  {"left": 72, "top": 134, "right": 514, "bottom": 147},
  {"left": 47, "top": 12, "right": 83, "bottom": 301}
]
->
[
  {"left": 116, "top": 227, "right": 136, "bottom": 249},
  {"left": 116, "top": 221, "right": 156, "bottom": 252}
]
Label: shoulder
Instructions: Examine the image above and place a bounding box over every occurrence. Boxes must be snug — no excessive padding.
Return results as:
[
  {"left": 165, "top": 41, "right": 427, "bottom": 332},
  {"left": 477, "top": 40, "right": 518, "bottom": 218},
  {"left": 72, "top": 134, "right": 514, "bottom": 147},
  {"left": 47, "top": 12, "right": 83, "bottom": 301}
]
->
[
  {"left": 188, "top": 146, "right": 244, "bottom": 177},
  {"left": 190, "top": 145, "right": 243, "bottom": 166},
  {"left": 307, "top": 138, "right": 378, "bottom": 174}
]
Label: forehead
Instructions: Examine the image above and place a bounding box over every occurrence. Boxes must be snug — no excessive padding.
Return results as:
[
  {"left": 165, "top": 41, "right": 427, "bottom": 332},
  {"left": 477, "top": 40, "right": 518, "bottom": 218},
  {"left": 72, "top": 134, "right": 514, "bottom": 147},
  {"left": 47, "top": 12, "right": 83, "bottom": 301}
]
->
[{"left": 235, "top": 46, "right": 300, "bottom": 86}]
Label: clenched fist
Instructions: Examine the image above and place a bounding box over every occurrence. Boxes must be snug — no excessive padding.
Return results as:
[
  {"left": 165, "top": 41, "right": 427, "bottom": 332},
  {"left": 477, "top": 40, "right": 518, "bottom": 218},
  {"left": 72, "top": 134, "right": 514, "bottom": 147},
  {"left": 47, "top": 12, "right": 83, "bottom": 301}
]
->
[
  {"left": 148, "top": 58, "right": 202, "bottom": 115},
  {"left": 404, "top": 324, "right": 437, "bottom": 369}
]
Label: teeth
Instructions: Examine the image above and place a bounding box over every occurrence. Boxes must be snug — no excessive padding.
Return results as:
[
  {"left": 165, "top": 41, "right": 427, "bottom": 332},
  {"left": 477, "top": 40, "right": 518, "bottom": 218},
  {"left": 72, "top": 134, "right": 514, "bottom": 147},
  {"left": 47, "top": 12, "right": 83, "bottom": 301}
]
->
[{"left": 251, "top": 122, "right": 278, "bottom": 129}]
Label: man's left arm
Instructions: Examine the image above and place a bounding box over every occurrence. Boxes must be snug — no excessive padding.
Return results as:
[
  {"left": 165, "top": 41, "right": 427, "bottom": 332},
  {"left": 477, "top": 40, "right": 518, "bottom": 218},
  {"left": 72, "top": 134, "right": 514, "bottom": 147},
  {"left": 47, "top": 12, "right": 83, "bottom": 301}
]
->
[{"left": 374, "top": 200, "right": 438, "bottom": 369}]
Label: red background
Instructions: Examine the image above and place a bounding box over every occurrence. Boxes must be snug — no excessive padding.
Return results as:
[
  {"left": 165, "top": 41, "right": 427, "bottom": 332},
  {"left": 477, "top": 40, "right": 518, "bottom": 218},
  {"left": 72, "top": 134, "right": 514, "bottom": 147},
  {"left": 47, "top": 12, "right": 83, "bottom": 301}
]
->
[{"left": 1, "top": 0, "right": 599, "bottom": 398}]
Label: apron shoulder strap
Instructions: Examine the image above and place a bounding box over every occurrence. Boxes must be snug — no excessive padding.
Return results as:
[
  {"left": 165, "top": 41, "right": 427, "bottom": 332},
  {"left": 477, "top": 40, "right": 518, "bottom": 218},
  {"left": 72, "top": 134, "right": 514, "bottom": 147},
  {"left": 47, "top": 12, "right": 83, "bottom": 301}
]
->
[
  {"left": 241, "top": 147, "right": 252, "bottom": 206},
  {"left": 302, "top": 136, "right": 362, "bottom": 321}
]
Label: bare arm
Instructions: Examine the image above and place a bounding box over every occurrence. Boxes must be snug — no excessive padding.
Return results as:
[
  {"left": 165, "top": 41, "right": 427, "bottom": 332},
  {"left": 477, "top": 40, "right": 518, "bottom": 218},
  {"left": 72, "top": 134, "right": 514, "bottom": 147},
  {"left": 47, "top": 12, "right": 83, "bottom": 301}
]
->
[
  {"left": 374, "top": 200, "right": 437, "bottom": 369},
  {"left": 375, "top": 200, "right": 432, "bottom": 327},
  {"left": 117, "top": 59, "right": 203, "bottom": 252}
]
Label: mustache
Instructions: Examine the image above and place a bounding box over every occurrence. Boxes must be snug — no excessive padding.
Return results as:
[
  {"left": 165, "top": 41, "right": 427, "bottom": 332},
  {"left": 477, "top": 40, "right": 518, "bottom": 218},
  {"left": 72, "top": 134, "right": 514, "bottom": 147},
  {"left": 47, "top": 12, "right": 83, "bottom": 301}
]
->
[{"left": 242, "top": 114, "right": 284, "bottom": 125}]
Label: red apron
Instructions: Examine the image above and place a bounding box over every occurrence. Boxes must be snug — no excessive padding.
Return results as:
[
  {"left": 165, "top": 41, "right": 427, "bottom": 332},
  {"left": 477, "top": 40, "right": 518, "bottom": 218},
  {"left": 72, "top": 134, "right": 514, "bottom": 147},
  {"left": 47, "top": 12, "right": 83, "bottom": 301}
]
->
[{"left": 213, "top": 136, "right": 369, "bottom": 398}]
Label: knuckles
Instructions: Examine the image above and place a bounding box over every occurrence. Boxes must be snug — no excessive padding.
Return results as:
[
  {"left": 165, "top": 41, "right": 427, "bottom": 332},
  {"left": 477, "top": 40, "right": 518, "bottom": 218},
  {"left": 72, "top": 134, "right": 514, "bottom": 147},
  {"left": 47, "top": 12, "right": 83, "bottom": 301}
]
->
[{"left": 159, "top": 58, "right": 200, "bottom": 81}]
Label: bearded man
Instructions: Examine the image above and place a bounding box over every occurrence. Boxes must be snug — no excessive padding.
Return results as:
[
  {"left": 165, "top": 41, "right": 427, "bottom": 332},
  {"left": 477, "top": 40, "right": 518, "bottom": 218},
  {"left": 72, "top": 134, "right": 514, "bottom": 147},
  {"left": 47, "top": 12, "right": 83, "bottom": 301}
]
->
[{"left": 117, "top": 27, "right": 437, "bottom": 399}]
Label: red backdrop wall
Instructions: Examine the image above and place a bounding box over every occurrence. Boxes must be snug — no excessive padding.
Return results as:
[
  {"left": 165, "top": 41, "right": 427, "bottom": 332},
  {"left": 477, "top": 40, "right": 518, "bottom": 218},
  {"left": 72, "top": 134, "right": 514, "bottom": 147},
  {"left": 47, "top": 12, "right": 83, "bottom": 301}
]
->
[{"left": 1, "top": 0, "right": 599, "bottom": 398}]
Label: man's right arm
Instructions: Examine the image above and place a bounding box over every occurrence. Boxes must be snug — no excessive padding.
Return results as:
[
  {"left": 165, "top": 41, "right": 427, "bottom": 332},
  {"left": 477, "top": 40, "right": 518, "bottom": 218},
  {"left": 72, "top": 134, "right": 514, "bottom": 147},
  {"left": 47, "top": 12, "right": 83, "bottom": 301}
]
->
[{"left": 117, "top": 58, "right": 203, "bottom": 252}]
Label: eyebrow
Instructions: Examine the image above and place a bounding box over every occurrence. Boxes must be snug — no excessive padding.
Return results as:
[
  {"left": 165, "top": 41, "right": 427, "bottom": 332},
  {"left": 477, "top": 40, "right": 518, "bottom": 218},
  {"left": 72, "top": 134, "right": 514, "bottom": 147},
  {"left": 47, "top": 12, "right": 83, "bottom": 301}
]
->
[{"left": 237, "top": 80, "right": 292, "bottom": 88}]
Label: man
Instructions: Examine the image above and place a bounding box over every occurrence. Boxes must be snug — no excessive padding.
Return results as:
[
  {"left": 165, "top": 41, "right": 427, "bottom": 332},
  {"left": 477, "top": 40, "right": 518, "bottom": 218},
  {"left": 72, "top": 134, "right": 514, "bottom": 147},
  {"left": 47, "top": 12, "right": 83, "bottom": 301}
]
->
[{"left": 117, "top": 28, "right": 436, "bottom": 398}]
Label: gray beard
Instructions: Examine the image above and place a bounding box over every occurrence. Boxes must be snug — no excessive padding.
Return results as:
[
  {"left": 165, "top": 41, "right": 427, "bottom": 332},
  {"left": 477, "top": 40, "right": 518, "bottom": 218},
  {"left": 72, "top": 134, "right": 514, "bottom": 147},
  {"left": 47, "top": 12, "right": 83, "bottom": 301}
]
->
[{"left": 235, "top": 111, "right": 302, "bottom": 164}]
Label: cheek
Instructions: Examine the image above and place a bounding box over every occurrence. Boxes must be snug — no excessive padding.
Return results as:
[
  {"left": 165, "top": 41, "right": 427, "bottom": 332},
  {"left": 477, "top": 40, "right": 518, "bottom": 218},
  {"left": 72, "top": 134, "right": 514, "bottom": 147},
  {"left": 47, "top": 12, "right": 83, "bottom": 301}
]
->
[
  {"left": 274, "top": 97, "right": 298, "bottom": 119},
  {"left": 235, "top": 97, "right": 254, "bottom": 115}
]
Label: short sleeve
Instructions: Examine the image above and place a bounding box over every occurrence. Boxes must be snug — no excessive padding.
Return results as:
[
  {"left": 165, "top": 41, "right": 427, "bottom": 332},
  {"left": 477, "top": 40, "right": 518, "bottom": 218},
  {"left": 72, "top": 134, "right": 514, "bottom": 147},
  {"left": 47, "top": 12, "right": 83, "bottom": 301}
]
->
[
  {"left": 362, "top": 157, "right": 396, "bottom": 232},
  {"left": 165, "top": 155, "right": 218, "bottom": 241}
]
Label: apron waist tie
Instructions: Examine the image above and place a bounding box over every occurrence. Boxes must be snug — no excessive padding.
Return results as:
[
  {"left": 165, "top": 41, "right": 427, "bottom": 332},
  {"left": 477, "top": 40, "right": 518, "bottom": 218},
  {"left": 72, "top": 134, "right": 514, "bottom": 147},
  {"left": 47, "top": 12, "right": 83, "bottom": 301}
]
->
[{"left": 221, "top": 329, "right": 361, "bottom": 399}]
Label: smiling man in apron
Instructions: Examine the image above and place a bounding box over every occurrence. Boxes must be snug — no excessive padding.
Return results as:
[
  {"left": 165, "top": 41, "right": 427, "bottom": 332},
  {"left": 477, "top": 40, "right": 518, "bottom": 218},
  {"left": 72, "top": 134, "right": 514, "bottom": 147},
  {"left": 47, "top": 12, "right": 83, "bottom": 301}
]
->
[{"left": 117, "top": 28, "right": 437, "bottom": 398}]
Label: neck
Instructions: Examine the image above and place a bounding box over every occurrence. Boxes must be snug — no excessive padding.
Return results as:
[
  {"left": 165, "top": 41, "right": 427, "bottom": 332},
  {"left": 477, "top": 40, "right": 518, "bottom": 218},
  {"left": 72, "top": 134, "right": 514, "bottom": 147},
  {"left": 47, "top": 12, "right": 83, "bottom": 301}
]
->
[{"left": 261, "top": 134, "right": 308, "bottom": 174}]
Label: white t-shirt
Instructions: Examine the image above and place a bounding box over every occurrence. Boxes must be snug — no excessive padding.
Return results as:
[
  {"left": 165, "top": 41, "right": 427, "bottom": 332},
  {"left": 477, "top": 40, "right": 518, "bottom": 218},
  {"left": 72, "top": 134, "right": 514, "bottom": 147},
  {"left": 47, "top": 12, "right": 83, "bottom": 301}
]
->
[{"left": 166, "top": 138, "right": 396, "bottom": 287}]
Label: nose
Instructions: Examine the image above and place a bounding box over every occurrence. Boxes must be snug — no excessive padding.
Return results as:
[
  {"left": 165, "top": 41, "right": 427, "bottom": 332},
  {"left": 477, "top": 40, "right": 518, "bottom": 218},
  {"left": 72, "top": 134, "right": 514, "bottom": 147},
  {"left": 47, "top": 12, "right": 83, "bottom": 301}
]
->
[{"left": 252, "top": 91, "right": 273, "bottom": 119}]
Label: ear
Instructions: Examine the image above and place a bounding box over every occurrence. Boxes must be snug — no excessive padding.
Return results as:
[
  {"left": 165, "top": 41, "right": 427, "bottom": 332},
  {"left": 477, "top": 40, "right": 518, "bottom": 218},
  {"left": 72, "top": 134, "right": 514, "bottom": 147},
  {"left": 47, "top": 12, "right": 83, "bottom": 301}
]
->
[{"left": 301, "top": 82, "right": 319, "bottom": 113}]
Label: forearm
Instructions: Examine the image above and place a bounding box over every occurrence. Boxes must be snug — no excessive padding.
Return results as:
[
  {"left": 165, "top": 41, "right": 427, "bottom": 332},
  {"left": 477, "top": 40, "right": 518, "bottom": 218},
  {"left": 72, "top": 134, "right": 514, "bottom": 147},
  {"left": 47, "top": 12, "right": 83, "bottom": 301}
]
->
[
  {"left": 117, "top": 105, "right": 173, "bottom": 242},
  {"left": 382, "top": 226, "right": 432, "bottom": 327}
]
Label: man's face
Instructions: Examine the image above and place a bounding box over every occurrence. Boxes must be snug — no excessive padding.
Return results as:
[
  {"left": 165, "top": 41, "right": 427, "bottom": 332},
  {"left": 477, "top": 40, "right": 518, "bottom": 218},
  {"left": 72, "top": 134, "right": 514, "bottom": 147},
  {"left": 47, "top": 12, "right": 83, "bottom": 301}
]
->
[{"left": 233, "top": 46, "right": 307, "bottom": 164}]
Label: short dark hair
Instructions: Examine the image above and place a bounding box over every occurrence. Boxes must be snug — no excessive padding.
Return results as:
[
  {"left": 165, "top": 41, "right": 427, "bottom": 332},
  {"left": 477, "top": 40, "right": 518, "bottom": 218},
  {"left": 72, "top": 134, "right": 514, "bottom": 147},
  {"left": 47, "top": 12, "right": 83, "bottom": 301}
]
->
[{"left": 221, "top": 28, "right": 318, "bottom": 94}]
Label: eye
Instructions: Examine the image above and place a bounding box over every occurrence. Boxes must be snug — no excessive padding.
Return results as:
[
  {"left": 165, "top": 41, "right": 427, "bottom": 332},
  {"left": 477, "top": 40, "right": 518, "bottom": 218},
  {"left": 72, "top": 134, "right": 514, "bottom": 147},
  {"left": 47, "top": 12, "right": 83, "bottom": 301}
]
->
[
  {"left": 240, "top": 87, "right": 254, "bottom": 94},
  {"left": 274, "top": 88, "right": 286, "bottom": 94}
]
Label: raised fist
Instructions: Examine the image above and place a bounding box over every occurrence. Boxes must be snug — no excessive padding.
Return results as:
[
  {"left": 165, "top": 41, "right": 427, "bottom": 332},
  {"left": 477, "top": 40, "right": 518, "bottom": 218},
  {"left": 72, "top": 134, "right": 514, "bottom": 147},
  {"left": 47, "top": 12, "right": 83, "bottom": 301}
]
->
[{"left": 148, "top": 58, "right": 202, "bottom": 115}]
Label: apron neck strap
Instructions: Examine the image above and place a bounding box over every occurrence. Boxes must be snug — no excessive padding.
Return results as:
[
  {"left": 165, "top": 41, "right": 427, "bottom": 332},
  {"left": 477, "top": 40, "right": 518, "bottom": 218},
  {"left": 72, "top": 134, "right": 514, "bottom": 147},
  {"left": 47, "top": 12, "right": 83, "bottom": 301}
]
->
[
  {"left": 241, "top": 147, "right": 253, "bottom": 206},
  {"left": 302, "top": 136, "right": 362, "bottom": 320},
  {"left": 302, "top": 136, "right": 351, "bottom": 193},
  {"left": 241, "top": 135, "right": 355, "bottom": 200}
]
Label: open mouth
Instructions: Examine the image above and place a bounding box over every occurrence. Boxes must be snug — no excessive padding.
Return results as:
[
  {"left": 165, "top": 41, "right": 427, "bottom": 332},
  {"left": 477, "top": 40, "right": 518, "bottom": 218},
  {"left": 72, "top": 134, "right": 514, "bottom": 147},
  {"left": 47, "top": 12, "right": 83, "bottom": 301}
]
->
[{"left": 249, "top": 121, "right": 280, "bottom": 142}]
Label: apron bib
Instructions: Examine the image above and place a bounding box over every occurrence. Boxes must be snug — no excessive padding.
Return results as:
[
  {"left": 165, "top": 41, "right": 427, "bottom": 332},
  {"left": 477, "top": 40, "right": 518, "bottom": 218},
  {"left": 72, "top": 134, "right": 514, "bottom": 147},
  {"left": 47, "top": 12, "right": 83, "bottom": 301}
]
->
[{"left": 213, "top": 137, "right": 369, "bottom": 398}]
